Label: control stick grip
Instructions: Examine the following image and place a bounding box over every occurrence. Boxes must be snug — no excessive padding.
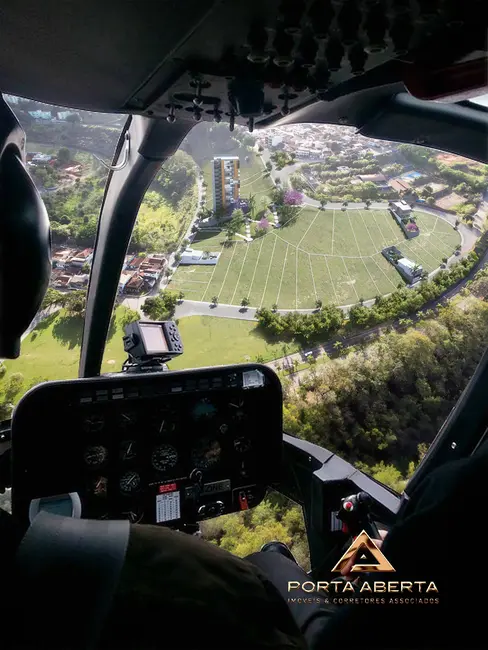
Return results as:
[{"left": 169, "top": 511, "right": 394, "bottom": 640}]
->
[{"left": 338, "top": 491, "right": 380, "bottom": 539}]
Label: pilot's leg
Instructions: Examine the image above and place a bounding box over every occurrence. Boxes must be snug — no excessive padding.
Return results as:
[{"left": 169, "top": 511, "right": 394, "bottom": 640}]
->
[{"left": 246, "top": 544, "right": 339, "bottom": 650}]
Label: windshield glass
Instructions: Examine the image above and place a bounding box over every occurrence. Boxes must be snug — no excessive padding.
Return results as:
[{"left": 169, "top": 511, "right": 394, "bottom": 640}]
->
[
  {"left": 2, "top": 109, "right": 488, "bottom": 548},
  {"left": 0, "top": 94, "right": 124, "bottom": 412},
  {"left": 114, "top": 121, "right": 488, "bottom": 498}
]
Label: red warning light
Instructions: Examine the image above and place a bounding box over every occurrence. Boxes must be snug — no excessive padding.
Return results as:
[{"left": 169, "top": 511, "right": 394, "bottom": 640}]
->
[
  {"left": 159, "top": 483, "right": 177, "bottom": 493},
  {"left": 344, "top": 501, "right": 353, "bottom": 511}
]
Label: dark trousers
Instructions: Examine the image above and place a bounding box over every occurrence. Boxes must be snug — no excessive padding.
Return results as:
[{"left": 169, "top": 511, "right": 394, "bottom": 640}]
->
[{"left": 246, "top": 552, "right": 339, "bottom": 650}]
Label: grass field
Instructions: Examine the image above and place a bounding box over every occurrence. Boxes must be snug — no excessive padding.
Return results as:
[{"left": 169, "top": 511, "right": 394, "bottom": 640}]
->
[
  {"left": 169, "top": 208, "right": 461, "bottom": 308},
  {"left": 6, "top": 312, "right": 293, "bottom": 404}
]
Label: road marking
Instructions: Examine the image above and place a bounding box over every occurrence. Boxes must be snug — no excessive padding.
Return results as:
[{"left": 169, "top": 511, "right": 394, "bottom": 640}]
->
[
  {"left": 296, "top": 245, "right": 299, "bottom": 309},
  {"left": 341, "top": 257, "right": 360, "bottom": 302},
  {"left": 331, "top": 209, "right": 335, "bottom": 255},
  {"left": 370, "top": 255, "right": 398, "bottom": 290},
  {"left": 217, "top": 241, "right": 240, "bottom": 300},
  {"left": 309, "top": 253, "right": 318, "bottom": 301},
  {"left": 359, "top": 209, "right": 379, "bottom": 254},
  {"left": 360, "top": 258, "right": 381, "bottom": 296},
  {"left": 230, "top": 241, "right": 251, "bottom": 305},
  {"left": 347, "top": 211, "right": 363, "bottom": 256},
  {"left": 324, "top": 256, "right": 340, "bottom": 304},
  {"left": 276, "top": 244, "right": 289, "bottom": 306},
  {"left": 297, "top": 209, "right": 320, "bottom": 248},
  {"left": 248, "top": 236, "right": 265, "bottom": 300},
  {"left": 260, "top": 235, "right": 278, "bottom": 308},
  {"left": 201, "top": 242, "right": 226, "bottom": 301}
]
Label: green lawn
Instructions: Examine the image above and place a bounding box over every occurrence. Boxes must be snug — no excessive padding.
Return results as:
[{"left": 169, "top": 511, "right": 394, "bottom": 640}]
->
[
  {"left": 169, "top": 209, "right": 462, "bottom": 309},
  {"left": 5, "top": 309, "right": 128, "bottom": 397},
  {"left": 167, "top": 316, "right": 299, "bottom": 370},
  {"left": 6, "top": 311, "right": 297, "bottom": 404}
]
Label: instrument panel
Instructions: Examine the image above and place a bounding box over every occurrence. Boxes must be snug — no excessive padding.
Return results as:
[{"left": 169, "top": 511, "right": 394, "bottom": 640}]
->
[{"left": 11, "top": 364, "right": 282, "bottom": 529}]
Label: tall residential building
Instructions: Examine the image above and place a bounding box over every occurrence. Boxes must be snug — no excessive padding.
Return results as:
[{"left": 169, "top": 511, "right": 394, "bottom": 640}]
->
[{"left": 212, "top": 156, "right": 240, "bottom": 213}]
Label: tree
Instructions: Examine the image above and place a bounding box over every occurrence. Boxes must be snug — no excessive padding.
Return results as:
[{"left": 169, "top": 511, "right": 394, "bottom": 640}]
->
[
  {"left": 225, "top": 208, "right": 245, "bottom": 239},
  {"left": 64, "top": 290, "right": 87, "bottom": 317},
  {"left": 211, "top": 295, "right": 219, "bottom": 306},
  {"left": 65, "top": 113, "right": 81, "bottom": 125},
  {"left": 119, "top": 307, "right": 140, "bottom": 328},
  {"left": 0, "top": 371, "right": 24, "bottom": 421},
  {"left": 178, "top": 290, "right": 185, "bottom": 301},
  {"left": 57, "top": 147, "right": 71, "bottom": 166},
  {"left": 142, "top": 290, "right": 179, "bottom": 320},
  {"left": 241, "top": 297, "right": 250, "bottom": 308},
  {"left": 272, "top": 303, "right": 278, "bottom": 312},
  {"left": 41, "top": 288, "right": 67, "bottom": 311}
]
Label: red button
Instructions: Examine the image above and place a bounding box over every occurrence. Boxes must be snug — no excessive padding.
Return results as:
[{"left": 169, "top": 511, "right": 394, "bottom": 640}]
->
[{"left": 344, "top": 501, "right": 353, "bottom": 511}]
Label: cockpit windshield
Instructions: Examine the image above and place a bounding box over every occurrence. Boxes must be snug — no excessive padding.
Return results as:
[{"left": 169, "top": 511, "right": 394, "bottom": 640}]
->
[{"left": 2, "top": 93, "right": 488, "bottom": 557}]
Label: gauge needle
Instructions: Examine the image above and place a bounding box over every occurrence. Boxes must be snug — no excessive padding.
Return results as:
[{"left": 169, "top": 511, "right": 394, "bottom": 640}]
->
[
  {"left": 126, "top": 442, "right": 133, "bottom": 457},
  {"left": 159, "top": 419, "right": 165, "bottom": 433}
]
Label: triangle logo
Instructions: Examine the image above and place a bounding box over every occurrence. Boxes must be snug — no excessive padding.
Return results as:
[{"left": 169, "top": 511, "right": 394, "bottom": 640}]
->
[{"left": 331, "top": 530, "right": 395, "bottom": 573}]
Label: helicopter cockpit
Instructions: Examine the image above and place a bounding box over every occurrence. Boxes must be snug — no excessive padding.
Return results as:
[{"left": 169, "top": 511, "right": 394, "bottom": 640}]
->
[{"left": 0, "top": 1, "right": 487, "bottom": 648}]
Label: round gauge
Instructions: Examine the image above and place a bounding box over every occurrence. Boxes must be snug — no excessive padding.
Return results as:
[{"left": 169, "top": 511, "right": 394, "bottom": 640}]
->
[
  {"left": 191, "top": 438, "right": 221, "bottom": 470},
  {"left": 83, "top": 414, "right": 105, "bottom": 433},
  {"left": 119, "top": 411, "right": 137, "bottom": 431},
  {"left": 234, "top": 437, "right": 252, "bottom": 453},
  {"left": 83, "top": 445, "right": 108, "bottom": 468},
  {"left": 151, "top": 409, "right": 177, "bottom": 434},
  {"left": 120, "top": 440, "right": 137, "bottom": 461},
  {"left": 119, "top": 471, "right": 141, "bottom": 495},
  {"left": 121, "top": 509, "right": 144, "bottom": 524},
  {"left": 228, "top": 399, "right": 245, "bottom": 422},
  {"left": 192, "top": 398, "right": 217, "bottom": 421},
  {"left": 151, "top": 444, "right": 178, "bottom": 472},
  {"left": 90, "top": 476, "right": 108, "bottom": 497}
]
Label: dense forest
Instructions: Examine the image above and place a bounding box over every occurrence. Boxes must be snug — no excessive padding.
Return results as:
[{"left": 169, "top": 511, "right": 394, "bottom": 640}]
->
[
  {"left": 44, "top": 149, "right": 198, "bottom": 253},
  {"left": 201, "top": 284, "right": 488, "bottom": 559}
]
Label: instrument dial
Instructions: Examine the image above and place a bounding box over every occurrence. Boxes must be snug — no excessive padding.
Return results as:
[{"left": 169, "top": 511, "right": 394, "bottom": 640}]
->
[
  {"left": 192, "top": 398, "right": 217, "bottom": 421},
  {"left": 121, "top": 509, "right": 144, "bottom": 524},
  {"left": 234, "top": 437, "right": 252, "bottom": 453},
  {"left": 151, "top": 409, "right": 177, "bottom": 434},
  {"left": 89, "top": 476, "right": 108, "bottom": 497},
  {"left": 191, "top": 438, "right": 221, "bottom": 470},
  {"left": 119, "top": 471, "right": 141, "bottom": 495},
  {"left": 83, "top": 445, "right": 108, "bottom": 468},
  {"left": 119, "top": 411, "right": 137, "bottom": 431},
  {"left": 120, "top": 440, "right": 137, "bottom": 461},
  {"left": 83, "top": 414, "right": 105, "bottom": 433},
  {"left": 228, "top": 399, "right": 245, "bottom": 422},
  {"left": 151, "top": 444, "right": 178, "bottom": 472}
]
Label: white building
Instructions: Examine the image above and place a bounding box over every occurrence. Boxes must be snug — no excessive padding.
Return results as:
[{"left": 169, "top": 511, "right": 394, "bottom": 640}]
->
[
  {"left": 397, "top": 258, "right": 422, "bottom": 283},
  {"left": 180, "top": 249, "right": 221, "bottom": 266},
  {"left": 391, "top": 200, "right": 412, "bottom": 219}
]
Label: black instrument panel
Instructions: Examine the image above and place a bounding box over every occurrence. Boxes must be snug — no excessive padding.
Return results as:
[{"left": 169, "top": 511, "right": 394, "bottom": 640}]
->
[{"left": 11, "top": 364, "right": 282, "bottom": 528}]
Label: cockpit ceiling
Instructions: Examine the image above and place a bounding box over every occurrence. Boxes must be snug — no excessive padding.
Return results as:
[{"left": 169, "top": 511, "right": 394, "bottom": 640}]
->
[{"left": 0, "top": 0, "right": 486, "bottom": 128}]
